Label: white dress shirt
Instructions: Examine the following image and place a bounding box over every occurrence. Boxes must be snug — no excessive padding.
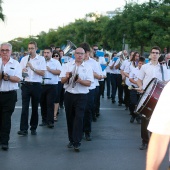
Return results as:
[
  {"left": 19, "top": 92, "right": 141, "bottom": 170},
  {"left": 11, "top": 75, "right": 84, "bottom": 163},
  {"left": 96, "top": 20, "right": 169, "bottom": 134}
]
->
[
  {"left": 129, "top": 67, "right": 140, "bottom": 88},
  {"left": 138, "top": 62, "right": 169, "bottom": 89},
  {"left": 147, "top": 81, "right": 170, "bottom": 135},
  {"left": 20, "top": 54, "right": 46, "bottom": 83},
  {"left": 59, "top": 60, "right": 94, "bottom": 94},
  {"left": 44, "top": 58, "right": 62, "bottom": 84},
  {"left": 0, "top": 57, "right": 22, "bottom": 91},
  {"left": 84, "top": 58, "right": 99, "bottom": 90}
]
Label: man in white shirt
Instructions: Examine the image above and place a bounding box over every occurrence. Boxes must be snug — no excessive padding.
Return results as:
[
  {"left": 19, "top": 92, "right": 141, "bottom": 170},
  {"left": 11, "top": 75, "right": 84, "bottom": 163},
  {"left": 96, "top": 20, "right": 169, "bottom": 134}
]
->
[
  {"left": 39, "top": 47, "right": 61, "bottom": 128},
  {"left": 79, "top": 42, "right": 101, "bottom": 141},
  {"left": 137, "top": 46, "right": 169, "bottom": 150},
  {"left": 0, "top": 42, "right": 22, "bottom": 150},
  {"left": 60, "top": 47, "right": 94, "bottom": 151},
  {"left": 146, "top": 81, "right": 170, "bottom": 170},
  {"left": 18, "top": 41, "right": 46, "bottom": 136}
]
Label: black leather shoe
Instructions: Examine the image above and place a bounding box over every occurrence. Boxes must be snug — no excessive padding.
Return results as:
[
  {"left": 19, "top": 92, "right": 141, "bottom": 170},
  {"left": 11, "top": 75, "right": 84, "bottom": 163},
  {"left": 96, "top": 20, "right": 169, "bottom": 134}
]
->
[
  {"left": 92, "top": 117, "right": 97, "bottom": 122},
  {"left": 1, "top": 144, "right": 8, "bottom": 151},
  {"left": 125, "top": 107, "right": 128, "bottom": 110},
  {"left": 136, "top": 118, "right": 141, "bottom": 124},
  {"left": 48, "top": 123, "right": 54, "bottom": 128},
  {"left": 112, "top": 100, "right": 116, "bottom": 103},
  {"left": 139, "top": 143, "right": 148, "bottom": 150},
  {"left": 74, "top": 143, "right": 80, "bottom": 152},
  {"left": 39, "top": 122, "right": 47, "bottom": 126},
  {"left": 67, "top": 142, "right": 74, "bottom": 148},
  {"left": 130, "top": 117, "right": 135, "bottom": 123},
  {"left": 96, "top": 113, "right": 100, "bottom": 117},
  {"left": 85, "top": 133, "right": 92, "bottom": 141},
  {"left": 31, "top": 130, "right": 37, "bottom": 135},
  {"left": 17, "top": 130, "right": 28, "bottom": 136}
]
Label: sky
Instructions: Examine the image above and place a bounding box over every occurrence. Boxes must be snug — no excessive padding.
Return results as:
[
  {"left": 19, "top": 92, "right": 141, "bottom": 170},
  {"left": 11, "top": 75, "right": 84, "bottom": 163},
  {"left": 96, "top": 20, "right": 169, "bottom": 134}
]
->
[{"left": 0, "top": 0, "right": 147, "bottom": 42}]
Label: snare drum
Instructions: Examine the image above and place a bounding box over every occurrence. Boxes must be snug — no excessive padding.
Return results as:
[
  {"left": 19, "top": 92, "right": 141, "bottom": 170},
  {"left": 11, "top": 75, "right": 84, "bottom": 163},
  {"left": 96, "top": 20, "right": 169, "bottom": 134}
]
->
[{"left": 135, "top": 78, "right": 166, "bottom": 119}]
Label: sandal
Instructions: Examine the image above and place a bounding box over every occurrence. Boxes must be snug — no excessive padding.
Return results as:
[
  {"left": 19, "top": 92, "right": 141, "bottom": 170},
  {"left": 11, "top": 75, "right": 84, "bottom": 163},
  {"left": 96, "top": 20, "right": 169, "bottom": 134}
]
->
[{"left": 54, "top": 116, "right": 58, "bottom": 122}]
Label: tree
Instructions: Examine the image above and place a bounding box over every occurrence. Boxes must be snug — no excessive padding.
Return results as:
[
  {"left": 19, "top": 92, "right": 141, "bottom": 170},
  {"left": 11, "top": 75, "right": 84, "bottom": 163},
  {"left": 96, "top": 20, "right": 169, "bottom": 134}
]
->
[{"left": 0, "top": 0, "right": 5, "bottom": 21}]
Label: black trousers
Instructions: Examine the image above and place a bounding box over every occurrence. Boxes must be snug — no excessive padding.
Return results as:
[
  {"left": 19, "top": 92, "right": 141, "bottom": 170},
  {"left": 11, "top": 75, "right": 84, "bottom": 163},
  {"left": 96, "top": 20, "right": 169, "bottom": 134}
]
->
[
  {"left": 141, "top": 117, "right": 150, "bottom": 144},
  {"left": 129, "top": 90, "right": 140, "bottom": 117},
  {"left": 40, "top": 85, "right": 57, "bottom": 124},
  {"left": 123, "top": 85, "right": 130, "bottom": 107},
  {"left": 93, "top": 86, "right": 99, "bottom": 118},
  {"left": 83, "top": 89, "right": 95, "bottom": 133},
  {"left": 20, "top": 83, "right": 42, "bottom": 131},
  {"left": 95, "top": 81, "right": 104, "bottom": 114},
  {"left": 64, "top": 92, "right": 87, "bottom": 145},
  {"left": 0, "top": 91, "right": 17, "bottom": 145},
  {"left": 59, "top": 84, "right": 65, "bottom": 107}
]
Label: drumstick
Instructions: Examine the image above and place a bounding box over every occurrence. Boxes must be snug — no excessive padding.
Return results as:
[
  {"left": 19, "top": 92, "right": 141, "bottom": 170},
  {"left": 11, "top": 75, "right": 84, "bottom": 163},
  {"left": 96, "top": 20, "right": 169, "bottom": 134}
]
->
[{"left": 128, "top": 85, "right": 141, "bottom": 91}]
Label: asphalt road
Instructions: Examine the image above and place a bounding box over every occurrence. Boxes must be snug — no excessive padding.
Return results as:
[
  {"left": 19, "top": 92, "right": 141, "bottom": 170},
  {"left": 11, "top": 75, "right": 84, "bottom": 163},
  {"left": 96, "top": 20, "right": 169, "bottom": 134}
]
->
[{"left": 0, "top": 89, "right": 168, "bottom": 170}]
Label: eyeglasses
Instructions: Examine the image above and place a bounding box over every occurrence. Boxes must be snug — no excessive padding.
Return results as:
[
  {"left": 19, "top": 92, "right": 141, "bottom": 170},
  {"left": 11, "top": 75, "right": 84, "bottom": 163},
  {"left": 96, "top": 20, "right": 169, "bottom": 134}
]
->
[
  {"left": 28, "top": 48, "right": 35, "bottom": 50},
  {"left": 1, "top": 49, "right": 10, "bottom": 53},
  {"left": 75, "top": 52, "right": 84, "bottom": 55},
  {"left": 151, "top": 52, "right": 160, "bottom": 55},
  {"left": 54, "top": 54, "right": 59, "bottom": 57},
  {"left": 93, "top": 49, "right": 98, "bottom": 51}
]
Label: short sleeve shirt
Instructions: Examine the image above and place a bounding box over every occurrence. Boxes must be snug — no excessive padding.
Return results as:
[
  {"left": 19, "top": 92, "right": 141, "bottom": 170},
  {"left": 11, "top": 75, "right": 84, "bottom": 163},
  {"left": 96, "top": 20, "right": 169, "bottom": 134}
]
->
[
  {"left": 0, "top": 57, "right": 22, "bottom": 91},
  {"left": 20, "top": 54, "right": 46, "bottom": 83},
  {"left": 147, "top": 81, "right": 170, "bottom": 135}
]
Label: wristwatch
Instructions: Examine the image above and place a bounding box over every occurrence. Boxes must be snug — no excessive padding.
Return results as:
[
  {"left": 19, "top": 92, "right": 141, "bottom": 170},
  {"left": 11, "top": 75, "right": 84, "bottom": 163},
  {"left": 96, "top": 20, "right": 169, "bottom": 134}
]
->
[{"left": 33, "top": 68, "right": 36, "bottom": 72}]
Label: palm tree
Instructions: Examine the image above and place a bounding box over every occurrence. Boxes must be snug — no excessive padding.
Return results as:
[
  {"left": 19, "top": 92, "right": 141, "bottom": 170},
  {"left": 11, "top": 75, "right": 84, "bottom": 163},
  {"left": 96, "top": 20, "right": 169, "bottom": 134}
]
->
[{"left": 0, "top": 0, "right": 5, "bottom": 21}]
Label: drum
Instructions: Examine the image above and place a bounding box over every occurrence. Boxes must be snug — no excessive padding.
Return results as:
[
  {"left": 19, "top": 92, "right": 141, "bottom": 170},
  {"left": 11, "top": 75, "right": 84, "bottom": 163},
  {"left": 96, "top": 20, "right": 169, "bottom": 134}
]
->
[{"left": 135, "top": 78, "right": 166, "bottom": 119}]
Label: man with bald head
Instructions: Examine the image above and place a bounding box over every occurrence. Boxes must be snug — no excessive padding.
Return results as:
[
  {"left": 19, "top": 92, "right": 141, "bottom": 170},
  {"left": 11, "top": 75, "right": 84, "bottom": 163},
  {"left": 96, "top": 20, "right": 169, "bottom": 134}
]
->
[{"left": 60, "top": 47, "right": 94, "bottom": 151}]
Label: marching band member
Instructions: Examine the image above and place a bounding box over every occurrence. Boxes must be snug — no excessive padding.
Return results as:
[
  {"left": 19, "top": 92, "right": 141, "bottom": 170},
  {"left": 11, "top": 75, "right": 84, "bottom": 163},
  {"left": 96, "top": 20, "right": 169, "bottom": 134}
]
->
[
  {"left": 124, "top": 52, "right": 140, "bottom": 112},
  {"left": 104, "top": 53, "right": 113, "bottom": 99},
  {"left": 60, "top": 47, "right": 94, "bottom": 151},
  {"left": 129, "top": 57, "right": 145, "bottom": 123},
  {"left": 120, "top": 51, "right": 134, "bottom": 110},
  {"left": 108, "top": 53, "right": 119, "bottom": 104},
  {"left": 146, "top": 81, "right": 170, "bottom": 170},
  {"left": 0, "top": 42, "right": 22, "bottom": 150},
  {"left": 113, "top": 52, "right": 124, "bottom": 106},
  {"left": 18, "top": 41, "right": 46, "bottom": 136},
  {"left": 39, "top": 47, "right": 61, "bottom": 128},
  {"left": 79, "top": 42, "right": 101, "bottom": 140},
  {"left": 137, "top": 46, "right": 169, "bottom": 150}
]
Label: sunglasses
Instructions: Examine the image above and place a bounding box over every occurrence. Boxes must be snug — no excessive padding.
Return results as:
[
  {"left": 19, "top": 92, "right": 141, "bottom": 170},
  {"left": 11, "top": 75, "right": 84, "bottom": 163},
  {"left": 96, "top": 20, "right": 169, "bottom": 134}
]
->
[{"left": 54, "top": 54, "right": 59, "bottom": 57}]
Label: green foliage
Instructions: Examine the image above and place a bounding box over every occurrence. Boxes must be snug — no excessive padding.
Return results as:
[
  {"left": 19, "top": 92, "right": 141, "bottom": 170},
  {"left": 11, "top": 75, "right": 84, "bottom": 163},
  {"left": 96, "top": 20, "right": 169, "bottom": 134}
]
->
[{"left": 0, "top": 0, "right": 5, "bottom": 21}]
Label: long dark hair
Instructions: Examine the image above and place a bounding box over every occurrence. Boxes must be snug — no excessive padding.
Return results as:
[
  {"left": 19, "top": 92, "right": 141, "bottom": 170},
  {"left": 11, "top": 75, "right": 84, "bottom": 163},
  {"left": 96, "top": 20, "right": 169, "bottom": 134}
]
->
[{"left": 52, "top": 50, "right": 61, "bottom": 64}]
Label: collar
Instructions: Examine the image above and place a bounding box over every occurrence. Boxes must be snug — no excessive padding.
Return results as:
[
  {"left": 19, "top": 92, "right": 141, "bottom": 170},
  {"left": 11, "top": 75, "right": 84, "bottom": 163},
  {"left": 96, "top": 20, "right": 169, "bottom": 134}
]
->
[
  {"left": 72, "top": 60, "right": 85, "bottom": 67},
  {"left": 8, "top": 57, "right": 14, "bottom": 64},
  {"left": 149, "top": 61, "right": 160, "bottom": 66}
]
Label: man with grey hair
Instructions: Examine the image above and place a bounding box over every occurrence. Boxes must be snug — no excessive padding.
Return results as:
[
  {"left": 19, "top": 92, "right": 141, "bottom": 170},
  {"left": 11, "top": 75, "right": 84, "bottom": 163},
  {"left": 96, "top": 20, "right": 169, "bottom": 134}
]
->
[{"left": 0, "top": 42, "right": 22, "bottom": 150}]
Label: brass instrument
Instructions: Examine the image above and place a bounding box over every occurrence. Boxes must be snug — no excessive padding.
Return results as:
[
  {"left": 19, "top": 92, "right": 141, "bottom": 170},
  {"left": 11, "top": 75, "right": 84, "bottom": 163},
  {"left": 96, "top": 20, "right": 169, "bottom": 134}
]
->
[{"left": 63, "top": 40, "right": 77, "bottom": 56}]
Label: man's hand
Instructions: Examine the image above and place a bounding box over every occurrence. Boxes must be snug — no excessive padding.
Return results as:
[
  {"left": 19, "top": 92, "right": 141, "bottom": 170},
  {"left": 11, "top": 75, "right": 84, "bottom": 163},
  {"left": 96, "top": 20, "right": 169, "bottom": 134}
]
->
[
  {"left": 46, "top": 66, "right": 51, "bottom": 72},
  {"left": 3, "top": 73, "right": 10, "bottom": 81},
  {"left": 26, "top": 62, "right": 33, "bottom": 70},
  {"left": 66, "top": 72, "right": 72, "bottom": 79},
  {"left": 137, "top": 87, "right": 144, "bottom": 93}
]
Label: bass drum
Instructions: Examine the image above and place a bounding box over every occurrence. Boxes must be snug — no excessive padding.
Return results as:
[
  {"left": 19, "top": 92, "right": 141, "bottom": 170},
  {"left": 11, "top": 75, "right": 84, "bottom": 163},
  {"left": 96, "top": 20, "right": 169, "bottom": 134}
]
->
[{"left": 135, "top": 78, "right": 166, "bottom": 119}]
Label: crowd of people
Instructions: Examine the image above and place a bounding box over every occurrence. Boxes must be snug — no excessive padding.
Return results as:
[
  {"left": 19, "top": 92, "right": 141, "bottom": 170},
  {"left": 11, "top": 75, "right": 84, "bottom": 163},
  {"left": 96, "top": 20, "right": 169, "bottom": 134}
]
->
[{"left": 0, "top": 41, "right": 170, "bottom": 169}]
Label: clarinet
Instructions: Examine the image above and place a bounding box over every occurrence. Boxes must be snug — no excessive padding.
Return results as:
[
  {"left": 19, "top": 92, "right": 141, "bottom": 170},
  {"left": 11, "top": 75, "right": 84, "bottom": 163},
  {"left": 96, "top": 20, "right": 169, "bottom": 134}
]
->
[{"left": 21, "top": 55, "right": 31, "bottom": 84}]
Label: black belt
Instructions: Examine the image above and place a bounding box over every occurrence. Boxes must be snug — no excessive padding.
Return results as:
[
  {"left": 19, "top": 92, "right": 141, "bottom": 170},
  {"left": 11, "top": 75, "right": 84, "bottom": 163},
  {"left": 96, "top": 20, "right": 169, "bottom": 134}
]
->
[
  {"left": 42, "top": 84, "right": 57, "bottom": 86},
  {"left": 0, "top": 90, "right": 16, "bottom": 94},
  {"left": 24, "top": 82, "right": 41, "bottom": 85}
]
